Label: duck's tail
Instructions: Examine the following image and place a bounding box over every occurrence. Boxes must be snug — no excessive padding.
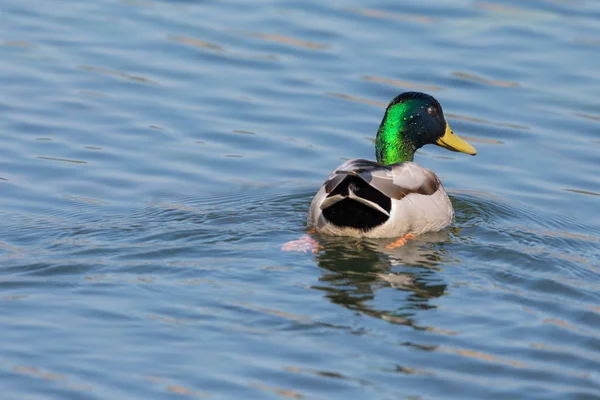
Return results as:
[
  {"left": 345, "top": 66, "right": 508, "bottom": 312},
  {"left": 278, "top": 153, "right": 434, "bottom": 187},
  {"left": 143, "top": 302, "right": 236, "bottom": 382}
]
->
[{"left": 320, "top": 174, "right": 391, "bottom": 231}]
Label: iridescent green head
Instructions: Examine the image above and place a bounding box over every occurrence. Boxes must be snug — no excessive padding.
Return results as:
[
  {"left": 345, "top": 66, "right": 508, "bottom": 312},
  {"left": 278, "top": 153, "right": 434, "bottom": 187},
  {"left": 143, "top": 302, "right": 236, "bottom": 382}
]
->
[{"left": 375, "top": 92, "right": 477, "bottom": 165}]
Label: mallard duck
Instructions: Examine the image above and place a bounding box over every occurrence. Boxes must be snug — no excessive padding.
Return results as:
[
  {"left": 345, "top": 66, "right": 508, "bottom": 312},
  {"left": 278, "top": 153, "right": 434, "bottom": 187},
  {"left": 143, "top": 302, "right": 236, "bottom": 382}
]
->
[{"left": 306, "top": 91, "right": 476, "bottom": 247}]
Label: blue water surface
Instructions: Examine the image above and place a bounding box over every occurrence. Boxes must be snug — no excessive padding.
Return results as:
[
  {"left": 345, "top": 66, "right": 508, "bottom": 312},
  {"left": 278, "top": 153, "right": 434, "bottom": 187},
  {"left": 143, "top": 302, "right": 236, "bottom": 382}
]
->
[{"left": 1, "top": 0, "right": 600, "bottom": 398}]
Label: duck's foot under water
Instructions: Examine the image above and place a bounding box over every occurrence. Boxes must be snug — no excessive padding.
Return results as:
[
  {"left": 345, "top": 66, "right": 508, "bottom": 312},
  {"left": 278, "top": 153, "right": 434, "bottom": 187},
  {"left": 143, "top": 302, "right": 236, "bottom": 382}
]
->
[
  {"left": 385, "top": 233, "right": 416, "bottom": 249},
  {"left": 281, "top": 230, "right": 322, "bottom": 253}
]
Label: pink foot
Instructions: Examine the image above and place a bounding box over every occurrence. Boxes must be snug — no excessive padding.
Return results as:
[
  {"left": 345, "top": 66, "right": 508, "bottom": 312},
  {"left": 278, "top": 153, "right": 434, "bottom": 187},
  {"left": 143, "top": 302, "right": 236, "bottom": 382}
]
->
[{"left": 281, "top": 233, "right": 322, "bottom": 253}]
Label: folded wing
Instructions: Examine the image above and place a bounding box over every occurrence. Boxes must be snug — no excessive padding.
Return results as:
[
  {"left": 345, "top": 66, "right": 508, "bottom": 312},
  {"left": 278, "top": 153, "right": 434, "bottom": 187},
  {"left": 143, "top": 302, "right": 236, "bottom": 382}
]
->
[{"left": 320, "top": 159, "right": 440, "bottom": 231}]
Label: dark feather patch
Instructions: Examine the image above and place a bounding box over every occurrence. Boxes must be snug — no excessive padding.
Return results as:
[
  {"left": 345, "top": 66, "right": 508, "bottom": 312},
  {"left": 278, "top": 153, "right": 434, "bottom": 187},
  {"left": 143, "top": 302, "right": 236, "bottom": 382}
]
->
[
  {"left": 322, "top": 198, "right": 389, "bottom": 231},
  {"left": 322, "top": 175, "right": 391, "bottom": 231}
]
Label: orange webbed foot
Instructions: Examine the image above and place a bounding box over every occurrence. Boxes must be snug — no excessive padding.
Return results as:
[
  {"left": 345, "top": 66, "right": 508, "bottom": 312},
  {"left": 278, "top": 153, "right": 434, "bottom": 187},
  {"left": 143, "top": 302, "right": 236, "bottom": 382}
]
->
[{"left": 385, "top": 233, "right": 416, "bottom": 249}]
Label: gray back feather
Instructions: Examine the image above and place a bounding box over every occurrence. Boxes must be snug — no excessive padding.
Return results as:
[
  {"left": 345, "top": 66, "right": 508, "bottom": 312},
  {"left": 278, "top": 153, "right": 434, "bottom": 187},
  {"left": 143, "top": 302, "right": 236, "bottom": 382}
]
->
[{"left": 324, "top": 159, "right": 439, "bottom": 200}]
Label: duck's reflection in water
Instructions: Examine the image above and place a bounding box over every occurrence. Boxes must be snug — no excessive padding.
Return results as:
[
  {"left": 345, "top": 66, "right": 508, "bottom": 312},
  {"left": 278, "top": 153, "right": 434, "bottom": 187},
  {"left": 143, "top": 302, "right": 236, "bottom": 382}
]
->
[{"left": 311, "top": 230, "right": 457, "bottom": 328}]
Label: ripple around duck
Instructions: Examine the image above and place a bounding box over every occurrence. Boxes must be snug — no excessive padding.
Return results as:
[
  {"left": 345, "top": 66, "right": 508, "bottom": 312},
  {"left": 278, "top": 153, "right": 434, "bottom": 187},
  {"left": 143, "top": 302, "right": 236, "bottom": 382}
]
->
[{"left": 2, "top": 186, "right": 600, "bottom": 398}]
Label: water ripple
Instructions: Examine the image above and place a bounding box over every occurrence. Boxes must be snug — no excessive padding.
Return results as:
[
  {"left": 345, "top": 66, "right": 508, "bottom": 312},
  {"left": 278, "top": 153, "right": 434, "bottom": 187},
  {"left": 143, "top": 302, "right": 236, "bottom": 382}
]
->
[{"left": 2, "top": 0, "right": 600, "bottom": 398}]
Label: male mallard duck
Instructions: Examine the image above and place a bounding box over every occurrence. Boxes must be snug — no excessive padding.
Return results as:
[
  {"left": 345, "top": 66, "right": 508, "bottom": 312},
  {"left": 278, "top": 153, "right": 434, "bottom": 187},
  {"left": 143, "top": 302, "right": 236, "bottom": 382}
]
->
[{"left": 306, "top": 91, "right": 476, "bottom": 248}]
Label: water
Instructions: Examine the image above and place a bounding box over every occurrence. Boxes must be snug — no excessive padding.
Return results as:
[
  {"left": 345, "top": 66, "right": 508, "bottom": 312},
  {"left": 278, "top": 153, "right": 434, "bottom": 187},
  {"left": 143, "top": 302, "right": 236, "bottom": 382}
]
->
[{"left": 1, "top": 0, "right": 599, "bottom": 398}]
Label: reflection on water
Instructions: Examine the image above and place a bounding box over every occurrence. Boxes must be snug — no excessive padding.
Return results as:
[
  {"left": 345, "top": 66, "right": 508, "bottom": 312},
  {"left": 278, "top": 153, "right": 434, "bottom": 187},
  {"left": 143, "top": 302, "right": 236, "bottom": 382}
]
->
[
  {"left": 247, "top": 32, "right": 330, "bottom": 50},
  {"left": 564, "top": 188, "right": 600, "bottom": 198},
  {"left": 37, "top": 156, "right": 88, "bottom": 164},
  {"left": 312, "top": 232, "right": 452, "bottom": 328},
  {"left": 79, "top": 65, "right": 159, "bottom": 85},
  {"left": 168, "top": 35, "right": 225, "bottom": 52},
  {"left": 363, "top": 75, "right": 442, "bottom": 92},
  {"left": 351, "top": 8, "right": 434, "bottom": 24},
  {"left": 451, "top": 71, "right": 520, "bottom": 88}
]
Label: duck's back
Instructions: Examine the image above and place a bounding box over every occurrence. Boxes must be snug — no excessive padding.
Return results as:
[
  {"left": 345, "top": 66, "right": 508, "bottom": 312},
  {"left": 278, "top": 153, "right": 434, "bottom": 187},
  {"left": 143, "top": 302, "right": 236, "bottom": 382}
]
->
[{"left": 307, "top": 159, "right": 454, "bottom": 238}]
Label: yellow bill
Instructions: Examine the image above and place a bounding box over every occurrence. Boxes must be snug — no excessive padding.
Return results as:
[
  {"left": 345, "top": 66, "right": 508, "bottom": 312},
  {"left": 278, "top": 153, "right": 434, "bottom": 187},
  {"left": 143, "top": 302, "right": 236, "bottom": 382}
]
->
[{"left": 435, "top": 122, "right": 477, "bottom": 155}]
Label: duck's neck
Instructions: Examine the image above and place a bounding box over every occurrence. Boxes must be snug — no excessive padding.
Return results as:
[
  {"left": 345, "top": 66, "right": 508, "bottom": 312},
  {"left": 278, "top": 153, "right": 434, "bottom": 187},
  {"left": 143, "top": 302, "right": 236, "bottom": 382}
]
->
[{"left": 375, "top": 108, "right": 416, "bottom": 165}]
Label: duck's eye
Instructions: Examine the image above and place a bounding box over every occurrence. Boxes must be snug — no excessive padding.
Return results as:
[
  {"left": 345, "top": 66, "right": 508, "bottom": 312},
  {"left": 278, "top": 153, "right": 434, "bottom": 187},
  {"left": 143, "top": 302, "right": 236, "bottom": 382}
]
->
[{"left": 427, "top": 106, "right": 437, "bottom": 116}]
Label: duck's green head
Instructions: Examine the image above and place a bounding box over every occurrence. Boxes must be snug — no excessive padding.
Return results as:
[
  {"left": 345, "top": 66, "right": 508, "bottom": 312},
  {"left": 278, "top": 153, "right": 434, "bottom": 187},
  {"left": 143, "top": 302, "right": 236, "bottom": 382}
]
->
[{"left": 375, "top": 91, "right": 477, "bottom": 165}]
